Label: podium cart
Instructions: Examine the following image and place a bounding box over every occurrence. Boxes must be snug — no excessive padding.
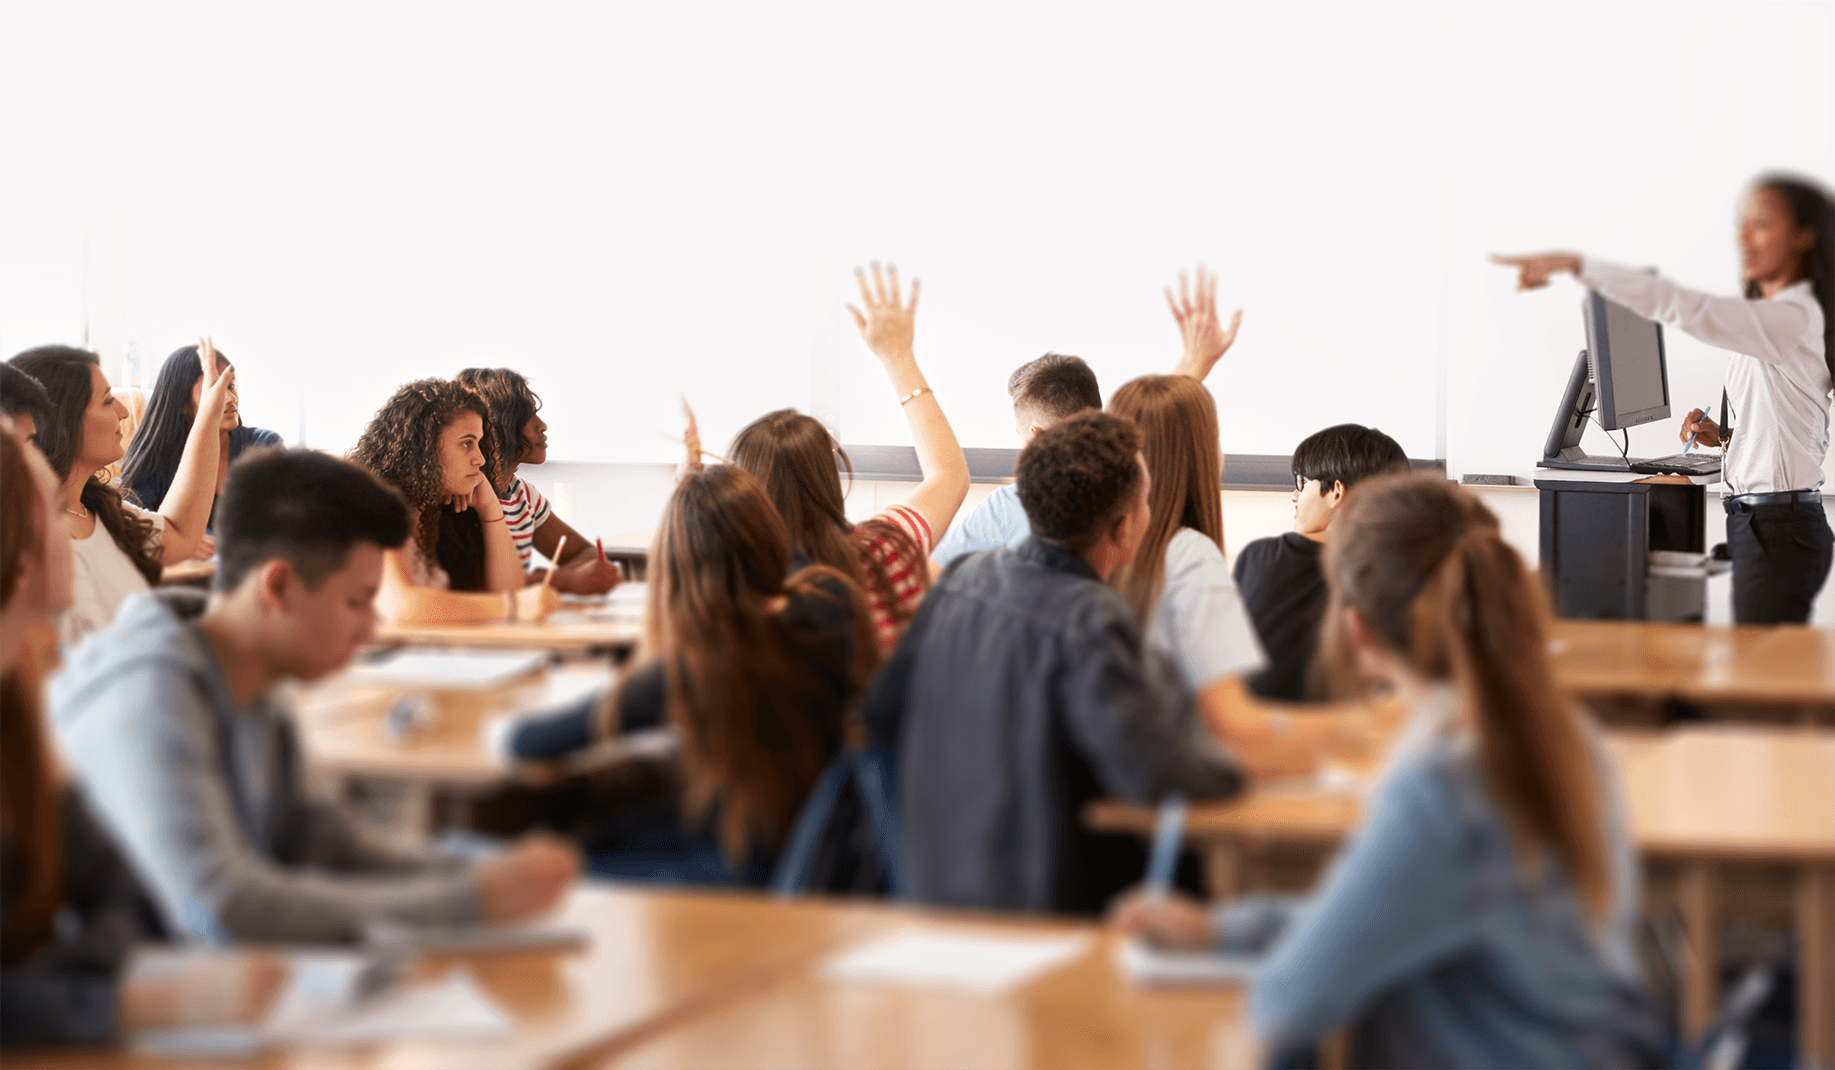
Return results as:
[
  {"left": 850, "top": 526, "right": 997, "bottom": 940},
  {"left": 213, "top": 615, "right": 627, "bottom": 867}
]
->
[{"left": 1536, "top": 474, "right": 1710, "bottom": 620}]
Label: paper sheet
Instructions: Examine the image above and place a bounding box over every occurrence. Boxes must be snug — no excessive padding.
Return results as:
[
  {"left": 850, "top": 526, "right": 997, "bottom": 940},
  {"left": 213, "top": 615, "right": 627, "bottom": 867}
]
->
[
  {"left": 347, "top": 649, "right": 546, "bottom": 688},
  {"left": 1115, "top": 938, "right": 1259, "bottom": 986},
  {"left": 822, "top": 930, "right": 1090, "bottom": 994}
]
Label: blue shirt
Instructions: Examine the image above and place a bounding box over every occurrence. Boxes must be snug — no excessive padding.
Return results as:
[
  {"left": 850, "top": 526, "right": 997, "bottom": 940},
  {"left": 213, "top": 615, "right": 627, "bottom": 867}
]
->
[
  {"left": 1223, "top": 689, "right": 1663, "bottom": 1067},
  {"left": 124, "top": 425, "right": 283, "bottom": 532},
  {"left": 931, "top": 483, "right": 1029, "bottom": 566}
]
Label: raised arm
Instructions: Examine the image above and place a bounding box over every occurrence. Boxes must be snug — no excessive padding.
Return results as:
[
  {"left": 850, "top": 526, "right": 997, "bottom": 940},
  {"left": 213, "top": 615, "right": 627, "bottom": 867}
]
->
[
  {"left": 1166, "top": 265, "right": 1244, "bottom": 382},
  {"left": 154, "top": 337, "right": 230, "bottom": 562},
  {"left": 849, "top": 263, "right": 970, "bottom": 542}
]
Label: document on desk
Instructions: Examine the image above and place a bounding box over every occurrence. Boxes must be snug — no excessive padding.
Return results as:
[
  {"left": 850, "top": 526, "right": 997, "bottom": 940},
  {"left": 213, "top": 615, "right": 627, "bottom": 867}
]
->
[
  {"left": 347, "top": 649, "right": 546, "bottom": 688},
  {"left": 822, "top": 930, "right": 1090, "bottom": 994}
]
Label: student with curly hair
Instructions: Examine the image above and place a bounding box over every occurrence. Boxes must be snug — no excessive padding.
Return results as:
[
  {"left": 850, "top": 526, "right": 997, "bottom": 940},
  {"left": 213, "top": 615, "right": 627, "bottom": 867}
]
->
[
  {"left": 349, "top": 379, "right": 560, "bottom": 625},
  {"left": 455, "top": 367, "right": 622, "bottom": 594},
  {"left": 8, "top": 344, "right": 226, "bottom": 646},
  {"left": 728, "top": 264, "right": 969, "bottom": 653}
]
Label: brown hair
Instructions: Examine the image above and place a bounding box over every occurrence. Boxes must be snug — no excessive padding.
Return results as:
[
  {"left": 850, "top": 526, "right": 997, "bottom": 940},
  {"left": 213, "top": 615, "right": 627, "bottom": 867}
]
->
[
  {"left": 727, "top": 408, "right": 926, "bottom": 636},
  {"left": 349, "top": 378, "right": 501, "bottom": 591},
  {"left": 8, "top": 347, "right": 160, "bottom": 585},
  {"left": 1318, "top": 475, "right": 1611, "bottom": 918},
  {"left": 1009, "top": 353, "right": 1102, "bottom": 425},
  {"left": 0, "top": 425, "right": 63, "bottom": 958},
  {"left": 1106, "top": 375, "right": 1223, "bottom": 622},
  {"left": 640, "top": 465, "right": 875, "bottom": 861}
]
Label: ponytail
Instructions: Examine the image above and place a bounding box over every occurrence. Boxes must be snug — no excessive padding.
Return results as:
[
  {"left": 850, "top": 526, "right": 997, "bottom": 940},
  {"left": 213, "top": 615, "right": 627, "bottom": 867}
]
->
[{"left": 1321, "top": 475, "right": 1613, "bottom": 920}]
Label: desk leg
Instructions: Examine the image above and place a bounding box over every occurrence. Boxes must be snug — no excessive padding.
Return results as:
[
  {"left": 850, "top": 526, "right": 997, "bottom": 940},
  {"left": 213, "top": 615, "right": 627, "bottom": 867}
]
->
[
  {"left": 1799, "top": 865, "right": 1831, "bottom": 1069},
  {"left": 1678, "top": 862, "right": 1718, "bottom": 1040},
  {"left": 1203, "top": 843, "right": 1240, "bottom": 899}
]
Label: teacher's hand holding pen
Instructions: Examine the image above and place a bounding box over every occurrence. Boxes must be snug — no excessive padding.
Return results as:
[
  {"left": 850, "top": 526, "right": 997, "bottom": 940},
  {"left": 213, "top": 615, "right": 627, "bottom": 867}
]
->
[
  {"left": 1679, "top": 407, "right": 1724, "bottom": 449},
  {"left": 1490, "top": 252, "right": 1583, "bottom": 291}
]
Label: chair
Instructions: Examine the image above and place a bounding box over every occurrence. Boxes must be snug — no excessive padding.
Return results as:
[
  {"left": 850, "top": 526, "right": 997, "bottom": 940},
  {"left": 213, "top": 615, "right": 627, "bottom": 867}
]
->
[{"left": 770, "top": 745, "right": 905, "bottom": 898}]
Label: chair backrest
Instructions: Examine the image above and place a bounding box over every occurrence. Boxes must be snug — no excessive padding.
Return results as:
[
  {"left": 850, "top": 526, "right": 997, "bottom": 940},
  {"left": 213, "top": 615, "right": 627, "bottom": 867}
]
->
[{"left": 771, "top": 745, "right": 905, "bottom": 898}]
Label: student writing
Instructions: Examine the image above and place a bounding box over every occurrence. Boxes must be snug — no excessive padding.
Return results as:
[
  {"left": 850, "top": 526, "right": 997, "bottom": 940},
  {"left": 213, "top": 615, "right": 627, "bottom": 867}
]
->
[
  {"left": 456, "top": 367, "right": 623, "bottom": 594},
  {"left": 8, "top": 345, "right": 225, "bottom": 646},
  {"left": 1115, "top": 476, "right": 1663, "bottom": 1067},
  {"left": 51, "top": 449, "right": 578, "bottom": 943}
]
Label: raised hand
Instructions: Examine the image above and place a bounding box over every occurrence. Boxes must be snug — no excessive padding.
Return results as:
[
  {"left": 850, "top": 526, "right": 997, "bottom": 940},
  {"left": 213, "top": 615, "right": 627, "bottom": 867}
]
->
[
  {"left": 848, "top": 261, "right": 920, "bottom": 364},
  {"left": 196, "top": 336, "right": 235, "bottom": 418},
  {"left": 1490, "top": 252, "right": 1582, "bottom": 291},
  {"left": 682, "top": 397, "right": 704, "bottom": 474},
  {"left": 1166, "top": 265, "right": 1243, "bottom": 382}
]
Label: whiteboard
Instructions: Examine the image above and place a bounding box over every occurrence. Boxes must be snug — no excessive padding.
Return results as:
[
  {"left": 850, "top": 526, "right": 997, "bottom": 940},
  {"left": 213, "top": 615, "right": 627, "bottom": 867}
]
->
[{"left": 2, "top": 2, "right": 1830, "bottom": 474}]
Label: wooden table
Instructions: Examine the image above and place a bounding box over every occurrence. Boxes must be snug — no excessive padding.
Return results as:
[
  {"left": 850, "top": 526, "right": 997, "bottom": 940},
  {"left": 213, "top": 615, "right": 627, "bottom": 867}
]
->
[
  {"left": 156, "top": 558, "right": 216, "bottom": 588},
  {"left": 1548, "top": 620, "right": 1835, "bottom": 711},
  {"left": 17, "top": 886, "right": 1254, "bottom": 1070},
  {"left": 1087, "top": 727, "right": 1835, "bottom": 1063},
  {"left": 374, "top": 609, "right": 642, "bottom": 656}
]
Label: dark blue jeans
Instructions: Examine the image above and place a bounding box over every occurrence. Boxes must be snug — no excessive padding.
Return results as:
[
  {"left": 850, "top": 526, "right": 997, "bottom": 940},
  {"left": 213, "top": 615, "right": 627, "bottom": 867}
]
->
[{"left": 1725, "top": 499, "right": 1834, "bottom": 624}]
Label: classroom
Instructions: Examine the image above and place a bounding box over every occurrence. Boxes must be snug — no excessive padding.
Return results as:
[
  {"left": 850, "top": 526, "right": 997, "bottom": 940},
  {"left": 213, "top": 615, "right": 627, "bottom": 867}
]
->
[{"left": 2, "top": 1, "right": 1833, "bottom": 1067}]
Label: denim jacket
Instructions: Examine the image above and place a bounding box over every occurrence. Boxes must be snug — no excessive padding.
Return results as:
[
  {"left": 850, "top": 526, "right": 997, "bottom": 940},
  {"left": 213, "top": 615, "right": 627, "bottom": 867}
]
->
[{"left": 1220, "top": 687, "right": 1664, "bottom": 1068}]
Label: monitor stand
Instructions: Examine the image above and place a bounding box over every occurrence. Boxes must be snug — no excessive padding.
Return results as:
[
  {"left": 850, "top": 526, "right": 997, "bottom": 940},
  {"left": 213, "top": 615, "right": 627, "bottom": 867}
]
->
[{"left": 1539, "top": 349, "right": 1633, "bottom": 471}]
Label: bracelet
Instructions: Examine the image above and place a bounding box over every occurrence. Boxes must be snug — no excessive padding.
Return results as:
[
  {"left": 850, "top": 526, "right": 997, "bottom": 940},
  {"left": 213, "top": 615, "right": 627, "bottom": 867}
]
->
[
  {"left": 482, "top": 515, "right": 507, "bottom": 524},
  {"left": 899, "top": 386, "right": 931, "bottom": 406},
  {"left": 502, "top": 590, "right": 517, "bottom": 623}
]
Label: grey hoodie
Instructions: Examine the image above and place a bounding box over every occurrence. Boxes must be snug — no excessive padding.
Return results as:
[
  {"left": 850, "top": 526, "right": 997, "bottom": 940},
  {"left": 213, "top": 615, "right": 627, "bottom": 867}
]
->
[{"left": 51, "top": 589, "right": 478, "bottom": 944}]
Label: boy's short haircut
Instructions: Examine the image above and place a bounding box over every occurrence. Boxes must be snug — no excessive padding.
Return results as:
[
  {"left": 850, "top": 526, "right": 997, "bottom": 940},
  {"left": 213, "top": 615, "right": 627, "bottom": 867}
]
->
[
  {"left": 1008, "top": 353, "right": 1102, "bottom": 425},
  {"left": 0, "top": 362, "right": 52, "bottom": 428},
  {"left": 1016, "top": 410, "right": 1143, "bottom": 554},
  {"left": 1292, "top": 424, "right": 1410, "bottom": 492},
  {"left": 215, "top": 448, "right": 413, "bottom": 592}
]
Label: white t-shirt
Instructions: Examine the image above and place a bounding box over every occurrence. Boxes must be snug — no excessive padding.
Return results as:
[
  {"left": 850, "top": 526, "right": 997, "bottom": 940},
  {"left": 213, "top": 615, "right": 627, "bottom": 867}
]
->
[
  {"left": 62, "top": 503, "right": 164, "bottom": 647},
  {"left": 1146, "top": 527, "right": 1266, "bottom": 693}
]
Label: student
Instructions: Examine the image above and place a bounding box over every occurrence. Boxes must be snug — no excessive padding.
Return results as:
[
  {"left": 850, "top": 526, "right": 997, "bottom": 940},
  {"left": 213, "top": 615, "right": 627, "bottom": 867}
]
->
[
  {"left": 119, "top": 343, "right": 284, "bottom": 534},
  {"left": 930, "top": 353, "right": 1100, "bottom": 565},
  {"left": 349, "top": 378, "right": 560, "bottom": 625},
  {"left": 455, "top": 367, "right": 622, "bottom": 594},
  {"left": 1497, "top": 174, "right": 1835, "bottom": 623},
  {"left": 728, "top": 264, "right": 969, "bottom": 651},
  {"left": 863, "top": 411, "right": 1243, "bottom": 915},
  {"left": 929, "top": 266, "right": 1243, "bottom": 566},
  {"left": 0, "top": 419, "right": 288, "bottom": 1046},
  {"left": 9, "top": 345, "right": 223, "bottom": 646},
  {"left": 0, "top": 362, "right": 52, "bottom": 446},
  {"left": 1114, "top": 476, "right": 1663, "bottom": 1067},
  {"left": 1233, "top": 423, "right": 1409, "bottom": 702},
  {"left": 51, "top": 448, "right": 579, "bottom": 944},
  {"left": 506, "top": 463, "right": 871, "bottom": 885}
]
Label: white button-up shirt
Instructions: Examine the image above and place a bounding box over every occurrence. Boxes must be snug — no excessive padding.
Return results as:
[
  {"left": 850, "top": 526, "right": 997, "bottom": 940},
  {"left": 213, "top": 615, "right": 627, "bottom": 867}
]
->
[{"left": 1579, "top": 257, "right": 1829, "bottom": 495}]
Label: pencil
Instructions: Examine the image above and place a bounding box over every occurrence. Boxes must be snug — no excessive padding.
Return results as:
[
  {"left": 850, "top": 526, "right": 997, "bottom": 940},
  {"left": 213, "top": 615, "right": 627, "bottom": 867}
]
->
[
  {"left": 544, "top": 536, "right": 567, "bottom": 588},
  {"left": 596, "top": 537, "right": 605, "bottom": 563}
]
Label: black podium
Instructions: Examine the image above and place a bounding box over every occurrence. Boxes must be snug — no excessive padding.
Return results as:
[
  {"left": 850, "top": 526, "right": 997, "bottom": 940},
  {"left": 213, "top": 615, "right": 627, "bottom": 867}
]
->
[{"left": 1535, "top": 477, "right": 1707, "bottom": 620}]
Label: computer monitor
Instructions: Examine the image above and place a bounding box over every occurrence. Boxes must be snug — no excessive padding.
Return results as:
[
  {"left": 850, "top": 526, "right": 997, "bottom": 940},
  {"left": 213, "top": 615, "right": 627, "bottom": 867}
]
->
[{"left": 1584, "top": 290, "right": 1669, "bottom": 430}]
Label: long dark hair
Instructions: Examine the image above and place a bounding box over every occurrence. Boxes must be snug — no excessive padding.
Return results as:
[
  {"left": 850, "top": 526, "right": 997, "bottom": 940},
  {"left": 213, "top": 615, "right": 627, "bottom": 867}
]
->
[
  {"left": 7, "top": 347, "right": 160, "bottom": 585},
  {"left": 1107, "top": 375, "right": 1224, "bottom": 622},
  {"left": 1747, "top": 174, "right": 1835, "bottom": 381},
  {"left": 349, "top": 379, "right": 501, "bottom": 592},
  {"left": 1318, "top": 475, "right": 1612, "bottom": 919},
  {"left": 1, "top": 426, "right": 63, "bottom": 959},
  {"left": 455, "top": 367, "right": 541, "bottom": 486},
  {"left": 637, "top": 465, "right": 874, "bottom": 860},
  {"left": 727, "top": 409, "right": 926, "bottom": 639},
  {"left": 118, "top": 344, "right": 237, "bottom": 505}
]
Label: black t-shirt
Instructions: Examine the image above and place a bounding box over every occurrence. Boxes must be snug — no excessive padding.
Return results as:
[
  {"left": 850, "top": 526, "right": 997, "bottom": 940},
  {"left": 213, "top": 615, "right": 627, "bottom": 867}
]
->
[{"left": 1232, "top": 531, "right": 1329, "bottom": 702}]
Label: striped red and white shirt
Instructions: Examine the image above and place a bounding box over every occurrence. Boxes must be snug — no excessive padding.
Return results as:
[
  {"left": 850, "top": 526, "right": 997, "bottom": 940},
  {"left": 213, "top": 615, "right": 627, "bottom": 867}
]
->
[
  {"left": 498, "top": 475, "right": 553, "bottom": 572},
  {"left": 853, "top": 503, "right": 934, "bottom": 653}
]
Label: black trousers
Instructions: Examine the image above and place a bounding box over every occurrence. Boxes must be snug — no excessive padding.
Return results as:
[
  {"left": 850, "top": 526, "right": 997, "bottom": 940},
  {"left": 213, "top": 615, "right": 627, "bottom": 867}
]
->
[{"left": 1725, "top": 499, "right": 1834, "bottom": 624}]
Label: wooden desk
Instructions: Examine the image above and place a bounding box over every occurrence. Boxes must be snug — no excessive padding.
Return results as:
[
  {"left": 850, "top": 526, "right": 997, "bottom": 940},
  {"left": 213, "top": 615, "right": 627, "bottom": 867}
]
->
[
  {"left": 1548, "top": 619, "right": 1835, "bottom": 714},
  {"left": 18, "top": 887, "right": 1252, "bottom": 1070},
  {"left": 375, "top": 609, "right": 642, "bottom": 656},
  {"left": 1087, "top": 727, "right": 1835, "bottom": 1062},
  {"left": 156, "top": 558, "right": 216, "bottom": 588}
]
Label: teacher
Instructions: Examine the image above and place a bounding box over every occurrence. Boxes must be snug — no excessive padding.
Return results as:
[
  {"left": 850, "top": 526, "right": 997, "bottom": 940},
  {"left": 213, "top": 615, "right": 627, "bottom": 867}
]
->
[{"left": 1497, "top": 175, "right": 1835, "bottom": 624}]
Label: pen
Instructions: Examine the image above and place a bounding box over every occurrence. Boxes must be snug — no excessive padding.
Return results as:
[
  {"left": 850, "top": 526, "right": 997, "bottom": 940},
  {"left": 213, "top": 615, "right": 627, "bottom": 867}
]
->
[
  {"left": 1145, "top": 795, "right": 1186, "bottom": 905},
  {"left": 543, "top": 536, "right": 567, "bottom": 589},
  {"left": 596, "top": 537, "right": 605, "bottom": 564},
  {"left": 1685, "top": 404, "right": 1714, "bottom": 453}
]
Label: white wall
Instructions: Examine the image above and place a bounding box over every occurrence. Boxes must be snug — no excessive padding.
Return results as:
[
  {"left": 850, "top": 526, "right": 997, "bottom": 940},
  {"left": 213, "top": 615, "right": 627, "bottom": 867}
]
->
[{"left": 6, "top": 2, "right": 1828, "bottom": 476}]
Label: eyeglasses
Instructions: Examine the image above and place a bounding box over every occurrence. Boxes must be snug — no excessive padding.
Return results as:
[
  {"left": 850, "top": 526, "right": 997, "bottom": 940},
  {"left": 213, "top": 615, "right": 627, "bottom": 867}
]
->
[{"left": 1294, "top": 475, "right": 1314, "bottom": 492}]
